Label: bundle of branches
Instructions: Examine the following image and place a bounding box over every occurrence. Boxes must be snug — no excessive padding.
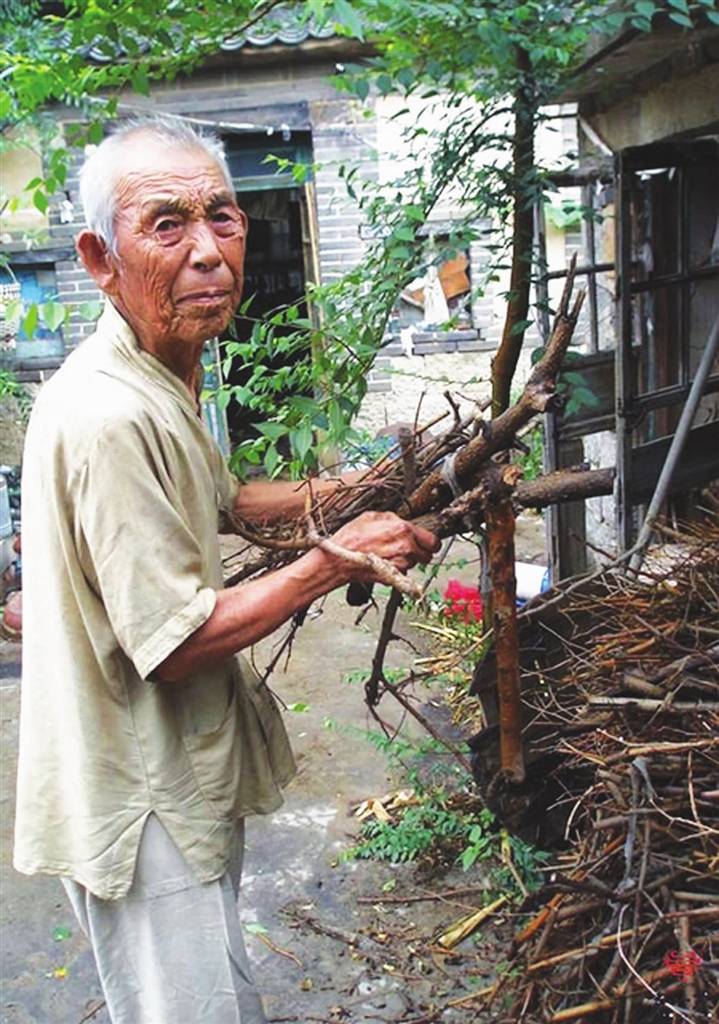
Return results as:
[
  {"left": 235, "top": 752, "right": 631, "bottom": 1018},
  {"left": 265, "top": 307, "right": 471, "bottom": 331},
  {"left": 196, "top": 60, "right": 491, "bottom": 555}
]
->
[
  {"left": 224, "top": 259, "right": 610, "bottom": 592},
  {"left": 481, "top": 520, "right": 719, "bottom": 1024}
]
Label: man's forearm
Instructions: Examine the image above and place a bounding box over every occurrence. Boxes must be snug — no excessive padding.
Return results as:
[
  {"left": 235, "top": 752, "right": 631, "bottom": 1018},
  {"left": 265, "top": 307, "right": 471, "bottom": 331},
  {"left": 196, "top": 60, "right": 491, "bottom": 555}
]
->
[
  {"left": 156, "top": 545, "right": 343, "bottom": 682},
  {"left": 157, "top": 507, "right": 438, "bottom": 683},
  {"left": 234, "top": 470, "right": 367, "bottom": 525}
]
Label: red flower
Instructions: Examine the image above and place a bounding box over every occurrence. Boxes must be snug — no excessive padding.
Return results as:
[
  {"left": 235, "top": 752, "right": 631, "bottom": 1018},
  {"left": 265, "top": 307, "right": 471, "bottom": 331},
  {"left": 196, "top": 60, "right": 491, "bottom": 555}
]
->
[{"left": 443, "top": 580, "right": 482, "bottom": 623}]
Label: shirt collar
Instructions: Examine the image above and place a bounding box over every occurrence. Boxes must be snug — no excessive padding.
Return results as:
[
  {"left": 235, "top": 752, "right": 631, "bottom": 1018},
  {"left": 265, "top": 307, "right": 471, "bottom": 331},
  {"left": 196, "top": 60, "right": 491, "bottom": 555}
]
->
[{"left": 99, "top": 300, "right": 200, "bottom": 411}]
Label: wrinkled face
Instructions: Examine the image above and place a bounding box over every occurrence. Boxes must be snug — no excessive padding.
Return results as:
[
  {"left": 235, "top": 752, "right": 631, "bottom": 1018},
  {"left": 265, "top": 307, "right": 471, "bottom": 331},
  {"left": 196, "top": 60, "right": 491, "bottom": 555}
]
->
[{"left": 106, "top": 135, "right": 247, "bottom": 363}]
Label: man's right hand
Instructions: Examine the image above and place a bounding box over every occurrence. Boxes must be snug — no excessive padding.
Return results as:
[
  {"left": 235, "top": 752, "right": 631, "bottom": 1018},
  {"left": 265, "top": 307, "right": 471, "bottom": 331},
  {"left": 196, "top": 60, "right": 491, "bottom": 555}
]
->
[{"left": 329, "top": 511, "right": 440, "bottom": 582}]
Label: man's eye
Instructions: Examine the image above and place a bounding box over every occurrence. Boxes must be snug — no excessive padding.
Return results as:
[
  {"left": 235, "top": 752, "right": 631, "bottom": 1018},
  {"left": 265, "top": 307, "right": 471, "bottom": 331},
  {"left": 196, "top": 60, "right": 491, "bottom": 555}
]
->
[
  {"left": 156, "top": 219, "right": 181, "bottom": 233},
  {"left": 211, "top": 211, "right": 242, "bottom": 234}
]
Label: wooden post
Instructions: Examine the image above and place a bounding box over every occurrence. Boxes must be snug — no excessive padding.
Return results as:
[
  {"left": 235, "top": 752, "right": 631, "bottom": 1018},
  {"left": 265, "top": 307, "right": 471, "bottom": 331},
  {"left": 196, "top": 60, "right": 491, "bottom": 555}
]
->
[{"left": 485, "top": 465, "right": 525, "bottom": 784}]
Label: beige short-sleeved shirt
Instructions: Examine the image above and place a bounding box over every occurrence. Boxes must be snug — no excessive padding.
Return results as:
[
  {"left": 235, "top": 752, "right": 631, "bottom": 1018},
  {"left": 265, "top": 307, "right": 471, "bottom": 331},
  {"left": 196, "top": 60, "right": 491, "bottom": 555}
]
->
[{"left": 14, "top": 302, "right": 295, "bottom": 900}]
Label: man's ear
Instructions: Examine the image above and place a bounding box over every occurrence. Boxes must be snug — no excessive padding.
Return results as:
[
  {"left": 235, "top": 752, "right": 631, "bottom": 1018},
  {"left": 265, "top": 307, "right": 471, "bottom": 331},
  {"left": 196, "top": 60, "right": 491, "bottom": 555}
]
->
[{"left": 76, "top": 231, "right": 118, "bottom": 294}]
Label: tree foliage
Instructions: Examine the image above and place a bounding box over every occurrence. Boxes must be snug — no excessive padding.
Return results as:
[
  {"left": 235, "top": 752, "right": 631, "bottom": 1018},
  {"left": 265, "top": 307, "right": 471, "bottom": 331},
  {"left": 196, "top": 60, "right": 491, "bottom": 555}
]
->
[
  {"left": 2, "top": 0, "right": 283, "bottom": 126},
  {"left": 219, "top": 0, "right": 718, "bottom": 472},
  {"left": 2, "top": 0, "right": 717, "bottom": 475},
  {"left": 329, "top": 0, "right": 718, "bottom": 417}
]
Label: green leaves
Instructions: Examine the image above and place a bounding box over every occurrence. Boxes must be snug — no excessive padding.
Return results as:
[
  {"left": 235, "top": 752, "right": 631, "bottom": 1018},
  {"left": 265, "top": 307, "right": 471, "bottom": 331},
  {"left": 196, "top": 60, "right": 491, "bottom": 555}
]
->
[
  {"left": 0, "top": 89, "right": 12, "bottom": 120},
  {"left": 557, "top": 365, "right": 601, "bottom": 416},
  {"left": 404, "top": 204, "right": 425, "bottom": 222},
  {"left": 255, "top": 422, "right": 288, "bottom": 441},
  {"left": 21, "top": 304, "right": 39, "bottom": 338},
  {"left": 290, "top": 422, "right": 313, "bottom": 462},
  {"left": 243, "top": 921, "right": 269, "bottom": 936},
  {"left": 347, "top": 789, "right": 547, "bottom": 894},
  {"left": 130, "top": 67, "right": 150, "bottom": 97},
  {"left": 0, "top": 369, "right": 27, "bottom": 400},
  {"left": 39, "top": 302, "right": 66, "bottom": 332},
  {"left": 4, "top": 298, "right": 97, "bottom": 343},
  {"left": 634, "top": 0, "right": 659, "bottom": 18},
  {"left": 459, "top": 820, "right": 495, "bottom": 871},
  {"left": 330, "top": 0, "right": 366, "bottom": 40},
  {"left": 1, "top": 0, "right": 269, "bottom": 127},
  {"left": 77, "top": 301, "right": 104, "bottom": 322},
  {"left": 88, "top": 120, "right": 104, "bottom": 145},
  {"left": 32, "top": 189, "right": 48, "bottom": 214},
  {"left": 286, "top": 701, "right": 311, "bottom": 713},
  {"left": 263, "top": 445, "right": 281, "bottom": 478}
]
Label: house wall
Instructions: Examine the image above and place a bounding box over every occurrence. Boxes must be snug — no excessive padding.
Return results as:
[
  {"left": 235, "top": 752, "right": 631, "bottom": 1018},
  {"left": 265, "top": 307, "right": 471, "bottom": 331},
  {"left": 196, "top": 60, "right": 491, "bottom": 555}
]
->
[
  {"left": 310, "top": 97, "right": 376, "bottom": 285},
  {"left": 357, "top": 101, "right": 579, "bottom": 428},
  {"left": 583, "top": 62, "right": 719, "bottom": 153},
  {"left": 0, "top": 129, "right": 47, "bottom": 240},
  {"left": 52, "top": 147, "right": 103, "bottom": 349},
  {"left": 352, "top": 345, "right": 536, "bottom": 439},
  {"left": 42, "top": 61, "right": 574, "bottom": 365}
]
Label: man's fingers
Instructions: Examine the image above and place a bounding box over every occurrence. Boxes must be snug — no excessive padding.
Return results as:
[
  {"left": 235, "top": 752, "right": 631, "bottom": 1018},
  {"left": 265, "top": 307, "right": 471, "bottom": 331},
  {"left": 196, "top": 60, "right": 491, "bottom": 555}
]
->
[
  {"left": 413, "top": 524, "right": 441, "bottom": 558},
  {"left": 331, "top": 511, "right": 439, "bottom": 574},
  {"left": 399, "top": 523, "right": 439, "bottom": 565}
]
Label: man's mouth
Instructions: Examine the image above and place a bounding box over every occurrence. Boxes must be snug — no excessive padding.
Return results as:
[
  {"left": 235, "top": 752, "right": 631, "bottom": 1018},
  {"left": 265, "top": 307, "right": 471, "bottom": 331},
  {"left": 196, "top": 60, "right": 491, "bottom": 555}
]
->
[{"left": 177, "top": 291, "right": 231, "bottom": 306}]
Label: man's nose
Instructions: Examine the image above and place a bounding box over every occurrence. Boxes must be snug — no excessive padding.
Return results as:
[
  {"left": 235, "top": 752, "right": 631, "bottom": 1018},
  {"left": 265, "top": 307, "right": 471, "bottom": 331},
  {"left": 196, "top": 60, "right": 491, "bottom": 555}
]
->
[{"left": 188, "top": 220, "right": 222, "bottom": 268}]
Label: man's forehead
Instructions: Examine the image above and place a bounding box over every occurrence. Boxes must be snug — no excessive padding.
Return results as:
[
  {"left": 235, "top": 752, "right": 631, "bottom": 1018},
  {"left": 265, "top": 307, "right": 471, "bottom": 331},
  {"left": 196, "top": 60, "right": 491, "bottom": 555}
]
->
[{"left": 114, "top": 140, "right": 234, "bottom": 209}]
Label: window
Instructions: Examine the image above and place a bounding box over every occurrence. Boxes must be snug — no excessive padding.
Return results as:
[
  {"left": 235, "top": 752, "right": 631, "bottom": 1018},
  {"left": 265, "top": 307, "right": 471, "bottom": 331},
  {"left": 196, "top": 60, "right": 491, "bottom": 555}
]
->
[{"left": 0, "top": 265, "right": 64, "bottom": 367}]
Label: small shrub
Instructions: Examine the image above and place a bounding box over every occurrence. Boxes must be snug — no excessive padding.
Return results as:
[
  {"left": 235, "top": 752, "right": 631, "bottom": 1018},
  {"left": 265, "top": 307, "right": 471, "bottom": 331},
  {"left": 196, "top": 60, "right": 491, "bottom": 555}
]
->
[{"left": 347, "top": 790, "right": 549, "bottom": 897}]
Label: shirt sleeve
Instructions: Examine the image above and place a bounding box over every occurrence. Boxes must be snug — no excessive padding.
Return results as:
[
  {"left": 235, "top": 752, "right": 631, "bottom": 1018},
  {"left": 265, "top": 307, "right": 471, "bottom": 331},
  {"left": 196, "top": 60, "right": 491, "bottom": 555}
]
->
[{"left": 74, "top": 414, "right": 218, "bottom": 680}]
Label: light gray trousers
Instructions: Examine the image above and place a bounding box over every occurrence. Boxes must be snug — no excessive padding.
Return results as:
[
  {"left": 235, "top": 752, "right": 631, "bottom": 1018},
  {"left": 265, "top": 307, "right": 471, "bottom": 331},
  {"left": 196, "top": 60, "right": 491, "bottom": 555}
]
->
[{"left": 62, "top": 814, "right": 267, "bottom": 1024}]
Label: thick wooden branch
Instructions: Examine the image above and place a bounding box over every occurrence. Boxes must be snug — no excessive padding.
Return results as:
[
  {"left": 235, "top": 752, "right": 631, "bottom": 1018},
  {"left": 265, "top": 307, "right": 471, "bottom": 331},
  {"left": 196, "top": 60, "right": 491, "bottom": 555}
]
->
[
  {"left": 484, "top": 465, "right": 525, "bottom": 784},
  {"left": 413, "top": 466, "right": 614, "bottom": 539},
  {"left": 305, "top": 521, "right": 422, "bottom": 600},
  {"left": 401, "top": 259, "right": 585, "bottom": 520},
  {"left": 515, "top": 466, "right": 614, "bottom": 509},
  {"left": 492, "top": 44, "right": 536, "bottom": 419},
  {"left": 224, "top": 464, "right": 612, "bottom": 588}
]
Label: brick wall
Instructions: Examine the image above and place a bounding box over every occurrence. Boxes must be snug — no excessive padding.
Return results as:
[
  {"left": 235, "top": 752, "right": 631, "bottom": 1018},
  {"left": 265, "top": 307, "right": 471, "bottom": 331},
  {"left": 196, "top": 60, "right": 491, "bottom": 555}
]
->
[{"left": 310, "top": 97, "right": 376, "bottom": 286}]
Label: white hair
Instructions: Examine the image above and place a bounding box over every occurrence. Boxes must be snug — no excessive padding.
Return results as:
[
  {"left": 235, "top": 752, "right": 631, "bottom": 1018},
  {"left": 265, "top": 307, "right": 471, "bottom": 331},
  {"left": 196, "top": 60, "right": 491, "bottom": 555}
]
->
[{"left": 78, "top": 114, "right": 234, "bottom": 256}]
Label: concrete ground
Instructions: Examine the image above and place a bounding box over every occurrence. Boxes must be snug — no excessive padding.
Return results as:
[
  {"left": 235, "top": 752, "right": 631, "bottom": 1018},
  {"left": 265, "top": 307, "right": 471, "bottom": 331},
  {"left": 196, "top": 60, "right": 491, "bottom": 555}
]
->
[{"left": 1, "top": 521, "right": 547, "bottom": 1024}]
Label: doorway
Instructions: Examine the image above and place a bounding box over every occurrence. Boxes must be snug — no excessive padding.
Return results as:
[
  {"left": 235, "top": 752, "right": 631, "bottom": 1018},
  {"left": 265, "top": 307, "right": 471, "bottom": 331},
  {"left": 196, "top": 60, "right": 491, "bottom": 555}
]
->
[
  {"left": 224, "top": 186, "right": 310, "bottom": 445},
  {"left": 220, "top": 131, "right": 316, "bottom": 448}
]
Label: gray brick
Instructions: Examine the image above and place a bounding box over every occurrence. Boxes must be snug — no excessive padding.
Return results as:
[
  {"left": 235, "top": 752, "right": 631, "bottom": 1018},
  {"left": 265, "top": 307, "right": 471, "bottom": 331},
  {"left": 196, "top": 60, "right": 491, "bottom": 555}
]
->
[{"left": 413, "top": 340, "right": 456, "bottom": 355}]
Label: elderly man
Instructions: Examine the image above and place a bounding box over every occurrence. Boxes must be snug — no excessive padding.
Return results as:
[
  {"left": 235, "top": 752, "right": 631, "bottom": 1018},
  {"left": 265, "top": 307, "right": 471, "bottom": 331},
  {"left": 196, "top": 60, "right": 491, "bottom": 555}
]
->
[{"left": 14, "top": 115, "right": 437, "bottom": 1024}]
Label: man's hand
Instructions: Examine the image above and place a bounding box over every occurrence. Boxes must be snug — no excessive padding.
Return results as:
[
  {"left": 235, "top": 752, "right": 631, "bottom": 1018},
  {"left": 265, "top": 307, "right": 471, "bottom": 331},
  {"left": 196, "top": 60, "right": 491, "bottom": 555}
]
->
[
  {"left": 328, "top": 511, "right": 440, "bottom": 582},
  {"left": 157, "top": 513, "right": 438, "bottom": 683}
]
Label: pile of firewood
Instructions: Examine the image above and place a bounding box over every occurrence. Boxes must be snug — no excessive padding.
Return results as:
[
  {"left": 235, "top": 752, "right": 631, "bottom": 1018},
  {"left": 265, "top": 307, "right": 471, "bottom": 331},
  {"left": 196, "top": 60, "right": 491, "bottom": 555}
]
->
[{"left": 480, "top": 520, "right": 719, "bottom": 1023}]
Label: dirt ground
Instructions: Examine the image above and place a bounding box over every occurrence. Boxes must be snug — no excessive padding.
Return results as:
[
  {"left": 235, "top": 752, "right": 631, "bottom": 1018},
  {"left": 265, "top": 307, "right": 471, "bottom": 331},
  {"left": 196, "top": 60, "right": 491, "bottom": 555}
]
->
[{"left": 1, "top": 519, "right": 546, "bottom": 1024}]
